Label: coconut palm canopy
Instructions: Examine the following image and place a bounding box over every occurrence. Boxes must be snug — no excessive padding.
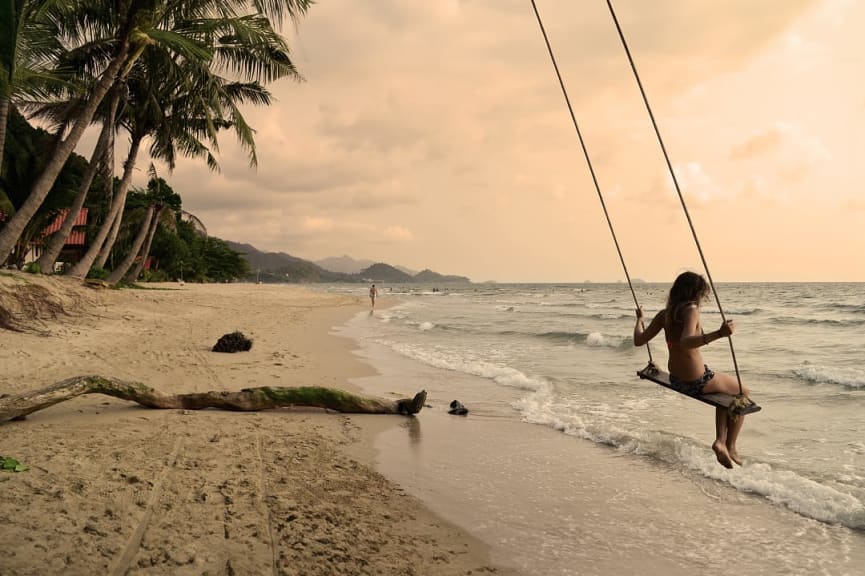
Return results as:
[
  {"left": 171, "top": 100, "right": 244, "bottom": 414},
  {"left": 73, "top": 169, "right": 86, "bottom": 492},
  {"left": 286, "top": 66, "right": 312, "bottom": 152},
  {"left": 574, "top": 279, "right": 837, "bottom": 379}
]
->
[{"left": 0, "top": 0, "right": 311, "bottom": 280}]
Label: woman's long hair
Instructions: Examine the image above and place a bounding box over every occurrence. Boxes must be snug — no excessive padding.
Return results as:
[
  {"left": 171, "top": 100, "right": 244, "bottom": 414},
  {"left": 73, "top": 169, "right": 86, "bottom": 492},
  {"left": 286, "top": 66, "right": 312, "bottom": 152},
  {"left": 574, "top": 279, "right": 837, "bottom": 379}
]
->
[{"left": 666, "top": 271, "right": 710, "bottom": 325}]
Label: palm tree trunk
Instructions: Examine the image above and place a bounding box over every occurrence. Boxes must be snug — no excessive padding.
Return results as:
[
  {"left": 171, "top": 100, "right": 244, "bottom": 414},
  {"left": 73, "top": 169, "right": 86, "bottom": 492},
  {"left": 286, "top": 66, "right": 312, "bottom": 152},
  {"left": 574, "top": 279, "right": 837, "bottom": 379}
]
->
[
  {"left": 0, "top": 98, "right": 9, "bottom": 176},
  {"left": 125, "top": 205, "right": 163, "bottom": 282},
  {"left": 35, "top": 118, "right": 114, "bottom": 273},
  {"left": 66, "top": 136, "right": 142, "bottom": 279},
  {"left": 92, "top": 95, "right": 118, "bottom": 270},
  {"left": 106, "top": 205, "right": 154, "bottom": 285},
  {"left": 38, "top": 90, "right": 120, "bottom": 274},
  {"left": 93, "top": 204, "right": 122, "bottom": 270},
  {"left": 0, "top": 41, "right": 131, "bottom": 265}
]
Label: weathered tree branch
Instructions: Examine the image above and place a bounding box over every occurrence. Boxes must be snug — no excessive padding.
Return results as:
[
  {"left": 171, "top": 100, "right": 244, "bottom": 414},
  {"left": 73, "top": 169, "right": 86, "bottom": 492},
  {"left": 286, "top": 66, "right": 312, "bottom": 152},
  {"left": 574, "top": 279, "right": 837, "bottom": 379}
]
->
[{"left": 0, "top": 376, "right": 427, "bottom": 424}]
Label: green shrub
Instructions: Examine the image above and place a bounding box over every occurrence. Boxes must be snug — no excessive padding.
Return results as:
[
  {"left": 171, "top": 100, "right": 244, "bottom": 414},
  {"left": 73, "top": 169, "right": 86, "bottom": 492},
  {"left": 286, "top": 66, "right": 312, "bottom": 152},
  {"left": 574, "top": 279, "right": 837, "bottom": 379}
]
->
[
  {"left": 142, "top": 269, "right": 169, "bottom": 282},
  {"left": 86, "top": 266, "right": 109, "bottom": 280},
  {"left": 23, "top": 262, "right": 41, "bottom": 274}
]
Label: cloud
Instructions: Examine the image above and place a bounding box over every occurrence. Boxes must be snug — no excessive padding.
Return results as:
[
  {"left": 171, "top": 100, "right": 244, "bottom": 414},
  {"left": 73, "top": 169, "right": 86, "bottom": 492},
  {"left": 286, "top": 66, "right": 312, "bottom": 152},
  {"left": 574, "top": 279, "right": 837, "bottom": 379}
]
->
[
  {"left": 623, "top": 0, "right": 820, "bottom": 59},
  {"left": 730, "top": 126, "right": 787, "bottom": 159},
  {"left": 302, "top": 216, "right": 335, "bottom": 232},
  {"left": 730, "top": 123, "right": 829, "bottom": 163},
  {"left": 637, "top": 162, "right": 731, "bottom": 209},
  {"left": 729, "top": 123, "right": 831, "bottom": 191},
  {"left": 674, "top": 162, "right": 732, "bottom": 202},
  {"left": 382, "top": 225, "right": 414, "bottom": 242},
  {"left": 842, "top": 197, "right": 865, "bottom": 212}
]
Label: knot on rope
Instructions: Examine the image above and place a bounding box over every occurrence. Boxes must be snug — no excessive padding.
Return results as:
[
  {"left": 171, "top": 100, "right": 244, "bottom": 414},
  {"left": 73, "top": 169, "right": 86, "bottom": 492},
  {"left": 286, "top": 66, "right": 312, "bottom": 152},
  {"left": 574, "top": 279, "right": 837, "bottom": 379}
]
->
[
  {"left": 643, "top": 361, "right": 660, "bottom": 376},
  {"left": 729, "top": 394, "right": 756, "bottom": 419}
]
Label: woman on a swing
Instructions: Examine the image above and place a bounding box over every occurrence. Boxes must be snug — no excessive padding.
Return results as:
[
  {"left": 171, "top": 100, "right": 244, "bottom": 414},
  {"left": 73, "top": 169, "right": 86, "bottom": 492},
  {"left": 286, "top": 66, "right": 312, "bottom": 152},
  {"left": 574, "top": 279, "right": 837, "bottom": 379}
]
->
[{"left": 633, "top": 271, "right": 747, "bottom": 469}]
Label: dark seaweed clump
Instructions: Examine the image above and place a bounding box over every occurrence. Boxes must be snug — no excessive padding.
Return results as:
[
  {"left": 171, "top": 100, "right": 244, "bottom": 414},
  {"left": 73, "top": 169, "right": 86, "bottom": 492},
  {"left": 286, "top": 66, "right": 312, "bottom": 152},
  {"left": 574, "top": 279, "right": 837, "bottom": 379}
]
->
[
  {"left": 448, "top": 399, "right": 468, "bottom": 416},
  {"left": 212, "top": 331, "right": 253, "bottom": 353}
]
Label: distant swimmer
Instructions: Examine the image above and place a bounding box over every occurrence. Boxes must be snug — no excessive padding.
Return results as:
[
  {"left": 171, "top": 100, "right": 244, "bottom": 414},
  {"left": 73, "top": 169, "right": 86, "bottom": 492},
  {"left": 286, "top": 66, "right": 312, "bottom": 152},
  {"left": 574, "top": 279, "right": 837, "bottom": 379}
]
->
[
  {"left": 633, "top": 271, "right": 748, "bottom": 469},
  {"left": 369, "top": 284, "right": 378, "bottom": 309}
]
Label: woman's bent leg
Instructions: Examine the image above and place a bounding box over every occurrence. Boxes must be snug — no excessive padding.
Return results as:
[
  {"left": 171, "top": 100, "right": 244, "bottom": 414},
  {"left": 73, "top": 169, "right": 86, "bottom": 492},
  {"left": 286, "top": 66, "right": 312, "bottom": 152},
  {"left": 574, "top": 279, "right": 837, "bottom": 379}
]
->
[
  {"left": 712, "top": 407, "right": 733, "bottom": 469},
  {"left": 704, "top": 372, "right": 748, "bottom": 468},
  {"left": 702, "top": 371, "right": 748, "bottom": 397},
  {"left": 726, "top": 415, "right": 746, "bottom": 465}
]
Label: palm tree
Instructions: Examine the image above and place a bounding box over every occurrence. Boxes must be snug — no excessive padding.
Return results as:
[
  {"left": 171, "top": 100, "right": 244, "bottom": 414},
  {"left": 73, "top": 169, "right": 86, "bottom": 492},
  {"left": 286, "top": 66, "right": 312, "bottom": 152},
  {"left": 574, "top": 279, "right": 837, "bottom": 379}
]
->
[
  {"left": 0, "top": 0, "right": 66, "bottom": 181},
  {"left": 123, "top": 167, "right": 186, "bottom": 282},
  {"left": 81, "top": 5, "right": 301, "bottom": 281},
  {"left": 105, "top": 202, "right": 153, "bottom": 284},
  {"left": 0, "top": 107, "right": 88, "bottom": 267},
  {"left": 0, "top": 0, "right": 137, "bottom": 263},
  {"left": 0, "top": 0, "right": 312, "bottom": 265},
  {"left": 122, "top": 205, "right": 162, "bottom": 282},
  {"left": 65, "top": 115, "right": 142, "bottom": 278},
  {"left": 34, "top": 90, "right": 119, "bottom": 273}
]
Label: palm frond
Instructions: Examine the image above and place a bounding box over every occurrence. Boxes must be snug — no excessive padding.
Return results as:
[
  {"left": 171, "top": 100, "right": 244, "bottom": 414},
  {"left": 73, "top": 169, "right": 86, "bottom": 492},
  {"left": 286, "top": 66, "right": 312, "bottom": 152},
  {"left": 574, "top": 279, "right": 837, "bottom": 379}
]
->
[{"left": 180, "top": 209, "right": 208, "bottom": 238}]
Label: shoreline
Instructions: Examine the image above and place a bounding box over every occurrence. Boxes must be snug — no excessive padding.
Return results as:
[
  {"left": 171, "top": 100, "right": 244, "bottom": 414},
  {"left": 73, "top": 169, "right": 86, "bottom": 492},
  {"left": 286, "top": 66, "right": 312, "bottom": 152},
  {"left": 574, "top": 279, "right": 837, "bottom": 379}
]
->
[
  {"left": 0, "top": 274, "right": 514, "bottom": 575},
  {"left": 333, "top": 289, "right": 865, "bottom": 576}
]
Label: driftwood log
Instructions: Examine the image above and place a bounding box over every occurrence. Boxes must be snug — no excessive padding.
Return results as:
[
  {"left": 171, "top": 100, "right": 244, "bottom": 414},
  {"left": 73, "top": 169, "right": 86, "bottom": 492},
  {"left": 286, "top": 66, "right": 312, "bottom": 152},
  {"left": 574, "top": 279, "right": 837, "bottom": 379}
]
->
[{"left": 0, "top": 375, "right": 427, "bottom": 424}]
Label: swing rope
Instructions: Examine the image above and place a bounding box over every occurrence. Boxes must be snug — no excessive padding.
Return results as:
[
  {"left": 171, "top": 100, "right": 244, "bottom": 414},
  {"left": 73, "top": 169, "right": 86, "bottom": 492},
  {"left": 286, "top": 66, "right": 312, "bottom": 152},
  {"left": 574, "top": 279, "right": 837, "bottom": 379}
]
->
[
  {"left": 530, "top": 0, "right": 746, "bottom": 397},
  {"left": 604, "top": 0, "right": 743, "bottom": 396},
  {"left": 528, "top": 0, "right": 655, "bottom": 366}
]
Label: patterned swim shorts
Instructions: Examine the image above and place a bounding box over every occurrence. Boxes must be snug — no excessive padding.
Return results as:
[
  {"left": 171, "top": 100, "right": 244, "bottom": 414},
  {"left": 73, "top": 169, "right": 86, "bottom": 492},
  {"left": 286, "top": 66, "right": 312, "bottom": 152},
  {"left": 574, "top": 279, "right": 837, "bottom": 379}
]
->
[{"left": 669, "top": 365, "right": 714, "bottom": 396}]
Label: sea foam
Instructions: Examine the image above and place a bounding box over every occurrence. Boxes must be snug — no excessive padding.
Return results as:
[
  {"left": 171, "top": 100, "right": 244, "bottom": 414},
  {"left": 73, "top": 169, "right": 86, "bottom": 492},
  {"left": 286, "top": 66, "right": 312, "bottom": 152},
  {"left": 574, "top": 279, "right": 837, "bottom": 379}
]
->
[
  {"left": 384, "top": 340, "right": 546, "bottom": 392},
  {"left": 513, "top": 385, "right": 865, "bottom": 530},
  {"left": 793, "top": 365, "right": 865, "bottom": 389}
]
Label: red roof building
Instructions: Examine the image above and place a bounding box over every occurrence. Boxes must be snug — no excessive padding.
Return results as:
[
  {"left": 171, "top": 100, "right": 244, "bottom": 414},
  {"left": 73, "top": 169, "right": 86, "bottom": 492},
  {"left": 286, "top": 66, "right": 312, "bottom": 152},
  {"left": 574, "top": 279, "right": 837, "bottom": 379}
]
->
[
  {"left": 25, "top": 208, "right": 90, "bottom": 268},
  {"left": 40, "top": 208, "right": 89, "bottom": 246}
]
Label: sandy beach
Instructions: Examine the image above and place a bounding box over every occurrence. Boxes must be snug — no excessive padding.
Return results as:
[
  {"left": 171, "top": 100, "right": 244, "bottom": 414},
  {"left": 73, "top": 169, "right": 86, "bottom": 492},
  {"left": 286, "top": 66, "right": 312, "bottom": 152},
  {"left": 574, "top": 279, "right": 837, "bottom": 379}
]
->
[{"left": 0, "top": 273, "right": 511, "bottom": 576}]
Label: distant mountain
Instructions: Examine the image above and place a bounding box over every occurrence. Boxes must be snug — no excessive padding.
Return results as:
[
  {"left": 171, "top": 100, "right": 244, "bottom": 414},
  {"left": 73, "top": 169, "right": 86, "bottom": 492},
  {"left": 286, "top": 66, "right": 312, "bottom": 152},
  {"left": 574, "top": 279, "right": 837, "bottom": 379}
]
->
[
  {"left": 413, "top": 269, "right": 470, "bottom": 284},
  {"left": 226, "top": 242, "right": 349, "bottom": 283},
  {"left": 357, "top": 263, "right": 414, "bottom": 283},
  {"left": 226, "top": 241, "right": 470, "bottom": 284},
  {"left": 316, "top": 254, "right": 418, "bottom": 277},
  {"left": 357, "top": 264, "right": 469, "bottom": 284},
  {"left": 315, "top": 255, "right": 375, "bottom": 274}
]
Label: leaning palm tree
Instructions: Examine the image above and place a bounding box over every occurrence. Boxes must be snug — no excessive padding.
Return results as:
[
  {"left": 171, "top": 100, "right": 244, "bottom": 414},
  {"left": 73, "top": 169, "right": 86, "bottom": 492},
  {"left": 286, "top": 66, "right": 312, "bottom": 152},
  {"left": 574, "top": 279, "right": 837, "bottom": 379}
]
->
[
  {"left": 69, "top": 2, "right": 305, "bottom": 279},
  {"left": 95, "top": 10, "right": 300, "bottom": 282},
  {"left": 34, "top": 89, "right": 121, "bottom": 273},
  {"left": 0, "top": 0, "right": 139, "bottom": 263},
  {"left": 0, "top": 0, "right": 66, "bottom": 180},
  {"left": 105, "top": 203, "right": 153, "bottom": 284},
  {"left": 100, "top": 59, "right": 268, "bottom": 282},
  {"left": 0, "top": 0, "right": 312, "bottom": 265},
  {"left": 108, "top": 166, "right": 174, "bottom": 284},
  {"left": 123, "top": 166, "right": 184, "bottom": 282},
  {"left": 122, "top": 204, "right": 163, "bottom": 282},
  {"left": 62, "top": 34, "right": 216, "bottom": 277},
  {"left": 65, "top": 80, "right": 153, "bottom": 279}
]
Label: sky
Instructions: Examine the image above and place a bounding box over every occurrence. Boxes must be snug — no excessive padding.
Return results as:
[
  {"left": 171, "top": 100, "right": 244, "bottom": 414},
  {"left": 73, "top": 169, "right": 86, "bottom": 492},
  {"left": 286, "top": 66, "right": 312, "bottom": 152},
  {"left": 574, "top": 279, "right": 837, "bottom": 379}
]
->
[{"left": 120, "top": 0, "right": 864, "bottom": 282}]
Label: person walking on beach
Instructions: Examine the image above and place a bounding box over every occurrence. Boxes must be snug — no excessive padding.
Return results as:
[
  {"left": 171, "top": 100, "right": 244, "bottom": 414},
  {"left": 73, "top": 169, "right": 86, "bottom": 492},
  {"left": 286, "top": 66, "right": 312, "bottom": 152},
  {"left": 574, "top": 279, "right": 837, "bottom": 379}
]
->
[
  {"left": 369, "top": 284, "right": 378, "bottom": 309},
  {"left": 632, "top": 271, "right": 747, "bottom": 469}
]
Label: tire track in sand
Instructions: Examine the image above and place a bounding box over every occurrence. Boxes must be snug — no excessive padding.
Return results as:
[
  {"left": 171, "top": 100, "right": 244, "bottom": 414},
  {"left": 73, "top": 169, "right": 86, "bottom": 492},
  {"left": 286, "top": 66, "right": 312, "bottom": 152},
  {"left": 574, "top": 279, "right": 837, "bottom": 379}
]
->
[
  {"left": 110, "top": 435, "right": 183, "bottom": 576},
  {"left": 256, "top": 431, "right": 279, "bottom": 576}
]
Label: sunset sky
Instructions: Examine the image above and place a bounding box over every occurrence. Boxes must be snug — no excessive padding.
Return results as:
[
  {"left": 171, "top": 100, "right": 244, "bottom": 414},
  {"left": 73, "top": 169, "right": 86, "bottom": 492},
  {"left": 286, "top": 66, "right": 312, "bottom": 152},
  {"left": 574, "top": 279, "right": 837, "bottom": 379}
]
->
[{"left": 124, "top": 0, "right": 864, "bottom": 282}]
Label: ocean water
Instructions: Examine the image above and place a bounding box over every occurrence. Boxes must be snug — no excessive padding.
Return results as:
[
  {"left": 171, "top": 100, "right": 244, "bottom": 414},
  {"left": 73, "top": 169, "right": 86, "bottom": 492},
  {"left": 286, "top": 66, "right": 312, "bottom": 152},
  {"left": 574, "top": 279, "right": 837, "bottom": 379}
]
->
[{"left": 325, "top": 282, "right": 865, "bottom": 575}]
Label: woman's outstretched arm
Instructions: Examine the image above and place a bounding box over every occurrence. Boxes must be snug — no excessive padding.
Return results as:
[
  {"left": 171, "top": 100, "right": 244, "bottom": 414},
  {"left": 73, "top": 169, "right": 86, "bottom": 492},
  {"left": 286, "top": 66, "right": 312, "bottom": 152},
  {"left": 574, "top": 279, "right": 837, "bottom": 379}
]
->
[{"left": 634, "top": 308, "right": 665, "bottom": 347}]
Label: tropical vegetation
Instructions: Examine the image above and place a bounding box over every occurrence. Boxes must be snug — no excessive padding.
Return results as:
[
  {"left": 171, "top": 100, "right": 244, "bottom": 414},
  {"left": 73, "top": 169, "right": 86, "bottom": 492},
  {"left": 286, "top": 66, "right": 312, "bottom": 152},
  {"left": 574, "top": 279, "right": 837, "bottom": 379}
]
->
[{"left": 0, "top": 0, "right": 311, "bottom": 283}]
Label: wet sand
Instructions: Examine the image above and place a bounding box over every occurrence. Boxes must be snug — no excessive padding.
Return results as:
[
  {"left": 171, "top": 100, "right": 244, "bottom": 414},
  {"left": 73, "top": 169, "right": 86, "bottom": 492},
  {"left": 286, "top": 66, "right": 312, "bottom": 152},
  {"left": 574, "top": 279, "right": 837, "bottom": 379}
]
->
[{"left": 340, "top": 315, "right": 865, "bottom": 576}]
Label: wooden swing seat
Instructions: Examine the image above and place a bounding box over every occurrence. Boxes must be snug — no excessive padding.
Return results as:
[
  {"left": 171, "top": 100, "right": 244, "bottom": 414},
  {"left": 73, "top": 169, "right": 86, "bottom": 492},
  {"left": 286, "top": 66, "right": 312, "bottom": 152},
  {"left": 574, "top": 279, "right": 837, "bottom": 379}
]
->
[{"left": 637, "top": 363, "right": 762, "bottom": 416}]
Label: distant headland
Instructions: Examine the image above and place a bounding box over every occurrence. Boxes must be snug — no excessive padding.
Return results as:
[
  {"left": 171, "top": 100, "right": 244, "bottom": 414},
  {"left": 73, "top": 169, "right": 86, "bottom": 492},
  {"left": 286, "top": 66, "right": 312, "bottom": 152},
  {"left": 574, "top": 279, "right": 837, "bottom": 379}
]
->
[{"left": 227, "top": 242, "right": 470, "bottom": 284}]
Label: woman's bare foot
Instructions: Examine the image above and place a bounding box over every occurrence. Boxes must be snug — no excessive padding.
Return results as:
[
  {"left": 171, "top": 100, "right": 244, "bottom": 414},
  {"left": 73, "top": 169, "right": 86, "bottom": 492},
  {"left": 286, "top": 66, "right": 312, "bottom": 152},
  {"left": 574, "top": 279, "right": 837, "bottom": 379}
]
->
[
  {"left": 712, "top": 441, "right": 734, "bottom": 469},
  {"left": 728, "top": 449, "right": 743, "bottom": 466}
]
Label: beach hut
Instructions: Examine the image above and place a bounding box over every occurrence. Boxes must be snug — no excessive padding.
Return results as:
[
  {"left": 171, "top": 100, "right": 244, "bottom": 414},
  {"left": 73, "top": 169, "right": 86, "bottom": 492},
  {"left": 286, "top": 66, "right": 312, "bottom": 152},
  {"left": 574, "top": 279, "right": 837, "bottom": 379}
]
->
[{"left": 26, "top": 208, "right": 90, "bottom": 270}]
